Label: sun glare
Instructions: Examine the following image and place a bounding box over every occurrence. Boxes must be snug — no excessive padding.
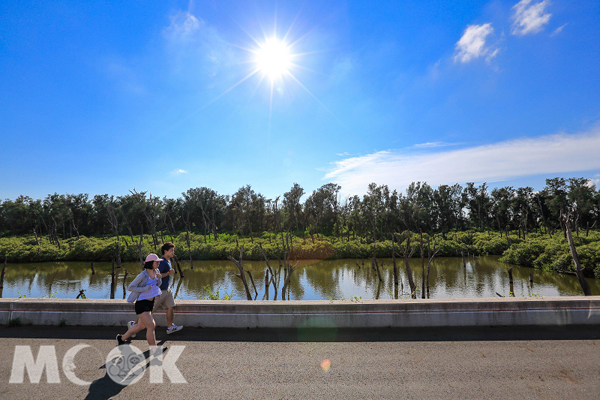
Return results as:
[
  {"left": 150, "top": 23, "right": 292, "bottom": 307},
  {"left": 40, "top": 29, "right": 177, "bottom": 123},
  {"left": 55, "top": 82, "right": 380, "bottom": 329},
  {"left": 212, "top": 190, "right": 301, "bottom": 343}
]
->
[
  {"left": 255, "top": 38, "right": 292, "bottom": 81},
  {"left": 180, "top": 18, "right": 333, "bottom": 132}
]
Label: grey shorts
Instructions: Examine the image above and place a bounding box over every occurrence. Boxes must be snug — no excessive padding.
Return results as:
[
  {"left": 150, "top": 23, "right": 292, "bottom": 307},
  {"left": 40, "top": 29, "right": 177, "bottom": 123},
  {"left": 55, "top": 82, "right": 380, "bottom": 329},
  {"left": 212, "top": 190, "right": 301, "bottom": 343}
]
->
[{"left": 153, "top": 287, "right": 175, "bottom": 310}]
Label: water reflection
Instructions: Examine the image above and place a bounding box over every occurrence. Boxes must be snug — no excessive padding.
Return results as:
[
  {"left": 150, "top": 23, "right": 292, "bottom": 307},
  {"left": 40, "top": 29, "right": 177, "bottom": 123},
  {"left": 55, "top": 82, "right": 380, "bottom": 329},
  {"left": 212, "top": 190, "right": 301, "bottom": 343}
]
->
[{"left": 1, "top": 256, "right": 599, "bottom": 300}]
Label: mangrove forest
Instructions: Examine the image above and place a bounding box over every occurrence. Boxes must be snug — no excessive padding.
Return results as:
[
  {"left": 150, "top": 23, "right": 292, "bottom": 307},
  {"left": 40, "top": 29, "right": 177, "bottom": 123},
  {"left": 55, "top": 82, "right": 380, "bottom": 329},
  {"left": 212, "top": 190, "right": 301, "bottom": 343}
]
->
[{"left": 2, "top": 177, "right": 600, "bottom": 282}]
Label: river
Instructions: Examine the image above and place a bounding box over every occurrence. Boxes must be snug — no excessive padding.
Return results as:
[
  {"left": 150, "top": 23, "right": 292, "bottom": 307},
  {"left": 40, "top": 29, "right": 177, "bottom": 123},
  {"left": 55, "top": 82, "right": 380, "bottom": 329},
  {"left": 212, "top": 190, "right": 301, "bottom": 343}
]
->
[{"left": 1, "top": 256, "right": 598, "bottom": 300}]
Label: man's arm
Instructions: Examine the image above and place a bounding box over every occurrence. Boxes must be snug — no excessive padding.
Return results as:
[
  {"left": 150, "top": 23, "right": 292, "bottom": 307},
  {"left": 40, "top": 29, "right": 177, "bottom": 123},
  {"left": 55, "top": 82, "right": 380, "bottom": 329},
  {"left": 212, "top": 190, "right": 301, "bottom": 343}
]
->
[{"left": 161, "top": 260, "right": 176, "bottom": 276}]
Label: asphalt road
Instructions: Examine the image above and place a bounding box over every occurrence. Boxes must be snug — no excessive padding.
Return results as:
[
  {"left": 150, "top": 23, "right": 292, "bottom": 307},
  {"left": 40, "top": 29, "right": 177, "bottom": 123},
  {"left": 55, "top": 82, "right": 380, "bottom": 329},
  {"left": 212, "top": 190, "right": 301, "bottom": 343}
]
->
[{"left": 0, "top": 325, "right": 599, "bottom": 399}]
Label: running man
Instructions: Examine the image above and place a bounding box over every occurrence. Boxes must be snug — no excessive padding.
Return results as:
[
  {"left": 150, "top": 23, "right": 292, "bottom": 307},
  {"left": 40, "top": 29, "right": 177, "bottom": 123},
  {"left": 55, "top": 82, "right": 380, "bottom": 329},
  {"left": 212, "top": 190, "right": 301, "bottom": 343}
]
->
[{"left": 128, "top": 242, "right": 183, "bottom": 335}]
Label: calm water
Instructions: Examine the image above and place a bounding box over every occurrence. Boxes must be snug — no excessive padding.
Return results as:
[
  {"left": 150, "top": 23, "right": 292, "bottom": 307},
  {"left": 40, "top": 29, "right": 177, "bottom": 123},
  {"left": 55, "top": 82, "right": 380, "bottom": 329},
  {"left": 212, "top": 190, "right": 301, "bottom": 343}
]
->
[{"left": 1, "top": 256, "right": 599, "bottom": 300}]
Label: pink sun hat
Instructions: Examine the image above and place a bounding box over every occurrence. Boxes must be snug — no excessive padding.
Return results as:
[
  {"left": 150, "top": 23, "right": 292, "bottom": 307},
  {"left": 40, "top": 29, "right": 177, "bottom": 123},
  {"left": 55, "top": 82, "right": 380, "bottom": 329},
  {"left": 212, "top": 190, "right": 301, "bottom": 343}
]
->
[{"left": 144, "top": 253, "right": 163, "bottom": 263}]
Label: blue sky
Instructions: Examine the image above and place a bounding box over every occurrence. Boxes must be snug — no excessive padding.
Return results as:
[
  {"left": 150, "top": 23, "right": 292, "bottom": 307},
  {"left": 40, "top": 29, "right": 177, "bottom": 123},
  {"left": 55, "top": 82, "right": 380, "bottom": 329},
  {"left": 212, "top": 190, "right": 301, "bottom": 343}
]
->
[{"left": 1, "top": 0, "right": 599, "bottom": 201}]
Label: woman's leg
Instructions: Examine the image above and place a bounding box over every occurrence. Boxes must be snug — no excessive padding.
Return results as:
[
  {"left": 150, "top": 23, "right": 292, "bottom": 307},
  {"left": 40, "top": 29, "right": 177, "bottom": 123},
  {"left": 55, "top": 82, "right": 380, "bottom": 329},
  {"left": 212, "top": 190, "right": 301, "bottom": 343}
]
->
[
  {"left": 122, "top": 318, "right": 146, "bottom": 341},
  {"left": 137, "top": 311, "right": 156, "bottom": 346}
]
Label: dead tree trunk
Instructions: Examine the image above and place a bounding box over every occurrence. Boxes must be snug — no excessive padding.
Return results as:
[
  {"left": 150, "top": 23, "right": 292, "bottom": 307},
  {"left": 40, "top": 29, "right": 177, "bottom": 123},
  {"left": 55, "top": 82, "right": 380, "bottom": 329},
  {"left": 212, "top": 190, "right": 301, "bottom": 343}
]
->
[
  {"left": 259, "top": 244, "right": 279, "bottom": 299},
  {"left": 174, "top": 277, "right": 183, "bottom": 299},
  {"left": 281, "top": 233, "right": 299, "bottom": 298},
  {"left": 426, "top": 237, "right": 440, "bottom": 297},
  {"left": 33, "top": 228, "right": 40, "bottom": 245},
  {"left": 115, "top": 242, "right": 121, "bottom": 269},
  {"left": 401, "top": 232, "right": 416, "bottom": 298},
  {"left": 0, "top": 257, "right": 6, "bottom": 294},
  {"left": 228, "top": 246, "right": 253, "bottom": 300},
  {"left": 245, "top": 270, "right": 258, "bottom": 299},
  {"left": 71, "top": 218, "right": 80, "bottom": 240},
  {"left": 172, "top": 255, "right": 184, "bottom": 278},
  {"left": 563, "top": 213, "right": 592, "bottom": 296},
  {"left": 420, "top": 229, "right": 425, "bottom": 299},
  {"left": 392, "top": 234, "right": 399, "bottom": 286},
  {"left": 264, "top": 270, "right": 269, "bottom": 300},
  {"left": 586, "top": 221, "right": 597, "bottom": 237},
  {"left": 110, "top": 258, "right": 115, "bottom": 299},
  {"left": 122, "top": 269, "right": 129, "bottom": 296},
  {"left": 508, "top": 267, "right": 515, "bottom": 297},
  {"left": 372, "top": 244, "right": 383, "bottom": 282}
]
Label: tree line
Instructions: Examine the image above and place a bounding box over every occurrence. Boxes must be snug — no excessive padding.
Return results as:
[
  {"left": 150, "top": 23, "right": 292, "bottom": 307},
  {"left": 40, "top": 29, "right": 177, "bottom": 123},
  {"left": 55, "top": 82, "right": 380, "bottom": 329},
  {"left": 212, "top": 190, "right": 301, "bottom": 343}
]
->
[{"left": 1, "top": 177, "right": 598, "bottom": 243}]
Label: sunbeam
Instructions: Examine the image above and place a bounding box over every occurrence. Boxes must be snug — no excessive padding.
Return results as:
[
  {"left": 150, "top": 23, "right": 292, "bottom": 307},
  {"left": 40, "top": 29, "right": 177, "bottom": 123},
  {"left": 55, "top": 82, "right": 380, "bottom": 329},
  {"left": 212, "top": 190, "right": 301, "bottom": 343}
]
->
[
  {"left": 165, "top": 9, "right": 337, "bottom": 136},
  {"left": 284, "top": 70, "right": 342, "bottom": 125},
  {"left": 164, "top": 67, "right": 261, "bottom": 134}
]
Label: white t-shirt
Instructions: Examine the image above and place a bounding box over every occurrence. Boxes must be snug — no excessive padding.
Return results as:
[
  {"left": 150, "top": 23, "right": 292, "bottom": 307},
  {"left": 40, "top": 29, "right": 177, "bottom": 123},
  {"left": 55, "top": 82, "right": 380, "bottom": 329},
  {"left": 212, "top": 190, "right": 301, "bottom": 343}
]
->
[{"left": 138, "top": 277, "right": 161, "bottom": 301}]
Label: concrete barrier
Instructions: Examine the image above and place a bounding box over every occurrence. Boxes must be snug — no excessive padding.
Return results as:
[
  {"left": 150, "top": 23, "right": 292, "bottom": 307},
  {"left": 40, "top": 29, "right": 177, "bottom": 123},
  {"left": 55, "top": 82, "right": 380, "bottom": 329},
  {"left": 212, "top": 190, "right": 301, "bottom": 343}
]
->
[{"left": 2, "top": 297, "right": 600, "bottom": 328}]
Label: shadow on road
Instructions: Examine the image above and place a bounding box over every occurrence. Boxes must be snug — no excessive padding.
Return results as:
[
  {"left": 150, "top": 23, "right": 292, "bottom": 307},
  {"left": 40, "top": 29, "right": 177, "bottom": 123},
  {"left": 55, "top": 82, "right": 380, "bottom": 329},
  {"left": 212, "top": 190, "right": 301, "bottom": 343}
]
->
[
  {"left": 1, "top": 325, "right": 599, "bottom": 342},
  {"left": 84, "top": 341, "right": 168, "bottom": 399}
]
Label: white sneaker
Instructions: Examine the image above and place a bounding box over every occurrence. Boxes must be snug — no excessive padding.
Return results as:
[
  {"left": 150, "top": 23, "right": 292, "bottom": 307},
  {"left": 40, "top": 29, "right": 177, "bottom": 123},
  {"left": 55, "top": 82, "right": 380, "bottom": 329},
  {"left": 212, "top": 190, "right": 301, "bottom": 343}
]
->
[
  {"left": 127, "top": 320, "right": 137, "bottom": 338},
  {"left": 166, "top": 324, "right": 183, "bottom": 334}
]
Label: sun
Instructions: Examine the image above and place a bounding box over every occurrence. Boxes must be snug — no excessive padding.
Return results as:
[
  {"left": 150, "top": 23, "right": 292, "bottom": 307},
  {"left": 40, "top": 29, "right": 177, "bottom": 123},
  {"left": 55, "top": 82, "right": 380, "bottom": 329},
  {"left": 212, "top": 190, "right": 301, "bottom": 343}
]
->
[
  {"left": 254, "top": 38, "right": 292, "bottom": 81},
  {"left": 180, "top": 18, "right": 333, "bottom": 128}
]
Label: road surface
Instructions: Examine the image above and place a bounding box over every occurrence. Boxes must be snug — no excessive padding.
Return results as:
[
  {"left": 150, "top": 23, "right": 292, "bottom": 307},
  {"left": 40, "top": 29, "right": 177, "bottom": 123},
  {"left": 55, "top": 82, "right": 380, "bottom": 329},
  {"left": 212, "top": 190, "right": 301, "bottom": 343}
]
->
[{"left": 0, "top": 325, "right": 598, "bottom": 399}]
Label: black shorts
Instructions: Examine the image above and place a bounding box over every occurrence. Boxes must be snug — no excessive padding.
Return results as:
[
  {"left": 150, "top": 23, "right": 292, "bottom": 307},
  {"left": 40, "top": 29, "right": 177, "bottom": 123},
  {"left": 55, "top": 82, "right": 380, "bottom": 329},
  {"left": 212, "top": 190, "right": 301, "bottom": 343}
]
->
[{"left": 135, "top": 299, "right": 155, "bottom": 315}]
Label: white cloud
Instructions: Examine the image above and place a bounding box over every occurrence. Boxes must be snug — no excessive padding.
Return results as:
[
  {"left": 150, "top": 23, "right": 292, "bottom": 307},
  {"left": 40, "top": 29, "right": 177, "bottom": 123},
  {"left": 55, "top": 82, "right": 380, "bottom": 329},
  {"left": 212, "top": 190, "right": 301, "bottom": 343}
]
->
[
  {"left": 454, "top": 23, "right": 497, "bottom": 63},
  {"left": 511, "top": 0, "right": 552, "bottom": 36},
  {"left": 551, "top": 23, "right": 567, "bottom": 36},
  {"left": 412, "top": 142, "right": 458, "bottom": 149},
  {"left": 105, "top": 61, "right": 146, "bottom": 94},
  {"left": 163, "top": 11, "right": 202, "bottom": 41},
  {"left": 324, "top": 128, "right": 600, "bottom": 196},
  {"left": 171, "top": 169, "right": 188, "bottom": 176},
  {"left": 162, "top": 10, "right": 234, "bottom": 84}
]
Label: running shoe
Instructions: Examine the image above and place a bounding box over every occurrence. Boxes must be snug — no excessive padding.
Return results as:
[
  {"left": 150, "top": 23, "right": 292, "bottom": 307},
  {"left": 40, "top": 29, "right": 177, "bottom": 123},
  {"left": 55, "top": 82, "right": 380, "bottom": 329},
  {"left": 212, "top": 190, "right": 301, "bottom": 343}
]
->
[
  {"left": 127, "top": 320, "right": 137, "bottom": 338},
  {"left": 116, "top": 334, "right": 126, "bottom": 346},
  {"left": 166, "top": 324, "right": 183, "bottom": 334}
]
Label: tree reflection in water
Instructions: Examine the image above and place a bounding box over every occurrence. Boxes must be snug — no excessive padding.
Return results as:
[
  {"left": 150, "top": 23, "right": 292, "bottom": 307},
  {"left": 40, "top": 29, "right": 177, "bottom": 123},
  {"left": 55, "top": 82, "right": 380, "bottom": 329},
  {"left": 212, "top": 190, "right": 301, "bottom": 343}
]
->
[{"left": 1, "top": 256, "right": 599, "bottom": 300}]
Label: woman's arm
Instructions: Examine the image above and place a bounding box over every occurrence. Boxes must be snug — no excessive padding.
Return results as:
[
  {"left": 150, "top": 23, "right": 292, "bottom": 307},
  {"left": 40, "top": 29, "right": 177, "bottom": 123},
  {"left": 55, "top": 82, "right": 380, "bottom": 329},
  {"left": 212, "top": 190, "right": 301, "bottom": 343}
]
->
[
  {"left": 127, "top": 272, "right": 151, "bottom": 293},
  {"left": 155, "top": 269, "right": 162, "bottom": 288}
]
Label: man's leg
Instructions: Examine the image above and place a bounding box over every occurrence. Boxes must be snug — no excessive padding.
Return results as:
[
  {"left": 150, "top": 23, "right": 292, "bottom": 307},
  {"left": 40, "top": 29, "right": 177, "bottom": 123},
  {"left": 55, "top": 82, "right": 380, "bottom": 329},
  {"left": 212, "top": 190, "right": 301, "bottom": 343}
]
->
[
  {"left": 163, "top": 288, "right": 182, "bottom": 334},
  {"left": 166, "top": 307, "right": 174, "bottom": 328}
]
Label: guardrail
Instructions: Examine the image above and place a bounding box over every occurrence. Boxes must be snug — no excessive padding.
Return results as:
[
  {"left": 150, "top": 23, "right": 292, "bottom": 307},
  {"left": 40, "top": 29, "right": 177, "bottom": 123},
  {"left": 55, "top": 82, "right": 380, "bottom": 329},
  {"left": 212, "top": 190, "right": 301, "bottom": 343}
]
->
[{"left": 1, "top": 297, "right": 599, "bottom": 329}]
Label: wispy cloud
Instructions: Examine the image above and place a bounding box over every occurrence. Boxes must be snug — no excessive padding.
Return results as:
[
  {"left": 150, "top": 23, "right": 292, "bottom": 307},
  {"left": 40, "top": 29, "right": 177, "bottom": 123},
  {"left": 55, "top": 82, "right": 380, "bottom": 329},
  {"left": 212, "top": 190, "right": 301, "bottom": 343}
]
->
[
  {"left": 511, "top": 0, "right": 552, "bottom": 36},
  {"left": 454, "top": 23, "right": 498, "bottom": 64},
  {"left": 325, "top": 128, "right": 600, "bottom": 196},
  {"left": 551, "top": 23, "right": 567, "bottom": 36},
  {"left": 163, "top": 11, "right": 202, "bottom": 40},
  {"left": 162, "top": 10, "right": 234, "bottom": 83},
  {"left": 105, "top": 60, "right": 146, "bottom": 94},
  {"left": 170, "top": 169, "right": 188, "bottom": 176},
  {"left": 412, "top": 142, "right": 458, "bottom": 149}
]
